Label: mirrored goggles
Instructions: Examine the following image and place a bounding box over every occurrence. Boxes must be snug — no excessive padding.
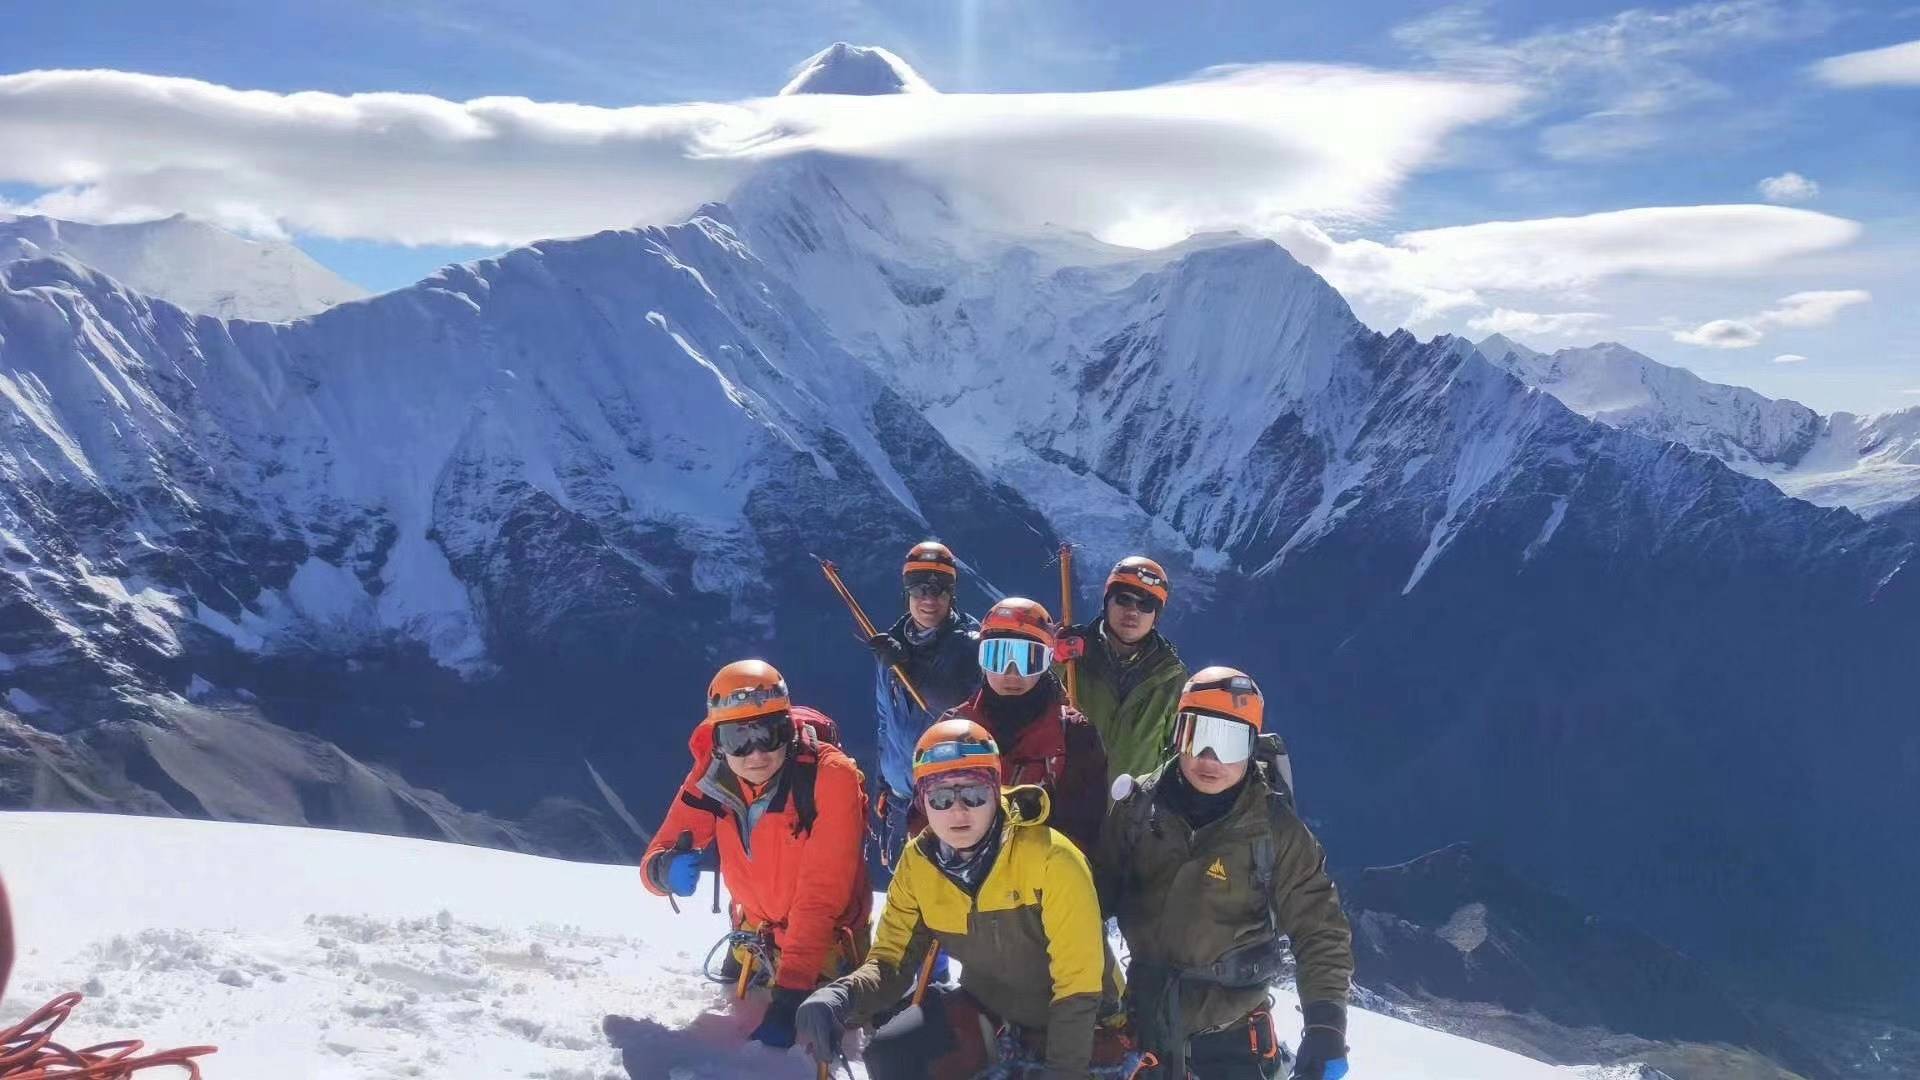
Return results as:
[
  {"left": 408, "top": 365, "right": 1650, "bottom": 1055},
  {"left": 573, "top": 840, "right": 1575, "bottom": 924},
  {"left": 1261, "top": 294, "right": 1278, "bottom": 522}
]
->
[
  {"left": 1174, "top": 711, "right": 1256, "bottom": 765},
  {"left": 714, "top": 713, "right": 793, "bottom": 757},
  {"left": 924, "top": 782, "right": 996, "bottom": 812},
  {"left": 979, "top": 636, "right": 1051, "bottom": 677},
  {"left": 913, "top": 737, "right": 998, "bottom": 772}
]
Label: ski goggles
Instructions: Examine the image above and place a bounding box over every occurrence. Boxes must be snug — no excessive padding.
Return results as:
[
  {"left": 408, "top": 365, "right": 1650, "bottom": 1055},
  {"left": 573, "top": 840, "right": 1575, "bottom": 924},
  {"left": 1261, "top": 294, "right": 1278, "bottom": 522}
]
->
[
  {"left": 1109, "top": 589, "right": 1161, "bottom": 615},
  {"left": 714, "top": 713, "right": 793, "bottom": 757},
  {"left": 1173, "top": 711, "right": 1256, "bottom": 764},
  {"left": 923, "top": 781, "right": 996, "bottom": 812},
  {"left": 913, "top": 736, "right": 999, "bottom": 773},
  {"left": 979, "top": 636, "right": 1051, "bottom": 677},
  {"left": 707, "top": 681, "right": 789, "bottom": 717}
]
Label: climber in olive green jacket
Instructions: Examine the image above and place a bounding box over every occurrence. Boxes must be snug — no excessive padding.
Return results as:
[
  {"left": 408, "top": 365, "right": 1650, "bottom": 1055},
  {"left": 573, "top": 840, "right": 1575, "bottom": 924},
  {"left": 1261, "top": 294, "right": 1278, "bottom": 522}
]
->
[
  {"left": 1096, "top": 667, "right": 1354, "bottom": 1080},
  {"left": 1058, "top": 555, "right": 1189, "bottom": 783}
]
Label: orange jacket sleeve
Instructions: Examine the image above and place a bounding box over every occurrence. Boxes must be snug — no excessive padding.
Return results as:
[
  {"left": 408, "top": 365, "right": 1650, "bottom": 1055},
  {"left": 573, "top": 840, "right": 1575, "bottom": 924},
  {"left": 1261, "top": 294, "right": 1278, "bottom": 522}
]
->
[
  {"left": 773, "top": 753, "right": 869, "bottom": 990},
  {"left": 640, "top": 772, "right": 721, "bottom": 898}
]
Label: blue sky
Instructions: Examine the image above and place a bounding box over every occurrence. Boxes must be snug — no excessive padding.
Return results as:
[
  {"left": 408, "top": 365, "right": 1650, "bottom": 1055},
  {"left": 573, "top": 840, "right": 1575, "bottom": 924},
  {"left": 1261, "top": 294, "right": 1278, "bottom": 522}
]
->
[{"left": 2, "top": 0, "right": 1916, "bottom": 412}]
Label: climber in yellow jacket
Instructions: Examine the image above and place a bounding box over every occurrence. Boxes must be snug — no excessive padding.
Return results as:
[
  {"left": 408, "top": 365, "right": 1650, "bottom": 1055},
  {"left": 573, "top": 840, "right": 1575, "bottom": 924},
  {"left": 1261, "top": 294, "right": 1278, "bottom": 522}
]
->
[{"left": 794, "top": 718, "right": 1110, "bottom": 1079}]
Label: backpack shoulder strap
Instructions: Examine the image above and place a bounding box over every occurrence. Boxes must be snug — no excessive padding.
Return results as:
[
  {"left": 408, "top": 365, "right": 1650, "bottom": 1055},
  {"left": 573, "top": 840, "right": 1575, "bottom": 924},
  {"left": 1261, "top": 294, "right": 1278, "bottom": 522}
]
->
[
  {"left": 790, "top": 756, "right": 821, "bottom": 836},
  {"left": 1251, "top": 752, "right": 1298, "bottom": 900}
]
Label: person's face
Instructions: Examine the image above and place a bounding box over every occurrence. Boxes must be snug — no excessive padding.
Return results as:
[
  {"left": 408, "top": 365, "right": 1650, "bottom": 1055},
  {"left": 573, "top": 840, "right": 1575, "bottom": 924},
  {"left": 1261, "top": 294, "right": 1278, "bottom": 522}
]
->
[
  {"left": 923, "top": 779, "right": 998, "bottom": 849},
  {"left": 1105, "top": 588, "right": 1161, "bottom": 644},
  {"left": 1179, "top": 746, "right": 1248, "bottom": 794},
  {"left": 985, "top": 667, "right": 1044, "bottom": 696},
  {"left": 726, "top": 743, "right": 788, "bottom": 786},
  {"left": 907, "top": 581, "right": 953, "bottom": 631}
]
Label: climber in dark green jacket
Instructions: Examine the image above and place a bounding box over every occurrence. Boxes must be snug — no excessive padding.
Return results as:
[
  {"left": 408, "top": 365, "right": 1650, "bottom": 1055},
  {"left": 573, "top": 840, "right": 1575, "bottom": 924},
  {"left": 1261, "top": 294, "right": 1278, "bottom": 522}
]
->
[{"left": 1058, "top": 555, "right": 1189, "bottom": 783}]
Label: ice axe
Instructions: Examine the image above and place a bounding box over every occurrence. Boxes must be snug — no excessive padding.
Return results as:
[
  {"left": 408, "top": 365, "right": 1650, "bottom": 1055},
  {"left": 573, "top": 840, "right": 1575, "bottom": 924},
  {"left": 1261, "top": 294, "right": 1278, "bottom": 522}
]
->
[
  {"left": 1057, "top": 542, "right": 1079, "bottom": 707},
  {"left": 817, "top": 555, "right": 929, "bottom": 712}
]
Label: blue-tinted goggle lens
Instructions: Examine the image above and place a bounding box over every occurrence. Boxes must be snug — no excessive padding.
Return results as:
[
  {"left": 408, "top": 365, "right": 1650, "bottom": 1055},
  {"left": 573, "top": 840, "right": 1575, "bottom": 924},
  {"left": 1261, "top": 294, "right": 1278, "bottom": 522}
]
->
[{"left": 979, "top": 637, "right": 1050, "bottom": 677}]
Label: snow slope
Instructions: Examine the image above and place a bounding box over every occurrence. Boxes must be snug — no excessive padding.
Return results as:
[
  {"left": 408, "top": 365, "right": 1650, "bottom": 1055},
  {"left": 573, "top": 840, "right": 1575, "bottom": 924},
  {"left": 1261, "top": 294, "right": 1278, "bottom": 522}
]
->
[
  {"left": 0, "top": 214, "right": 366, "bottom": 321},
  {"left": 0, "top": 811, "right": 1635, "bottom": 1079},
  {"left": 1477, "top": 334, "right": 1920, "bottom": 518}
]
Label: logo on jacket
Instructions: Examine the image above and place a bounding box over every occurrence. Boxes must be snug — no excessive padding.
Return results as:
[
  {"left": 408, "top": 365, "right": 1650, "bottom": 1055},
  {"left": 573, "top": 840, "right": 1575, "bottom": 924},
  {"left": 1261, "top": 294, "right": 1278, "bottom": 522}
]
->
[{"left": 1206, "top": 858, "right": 1228, "bottom": 883}]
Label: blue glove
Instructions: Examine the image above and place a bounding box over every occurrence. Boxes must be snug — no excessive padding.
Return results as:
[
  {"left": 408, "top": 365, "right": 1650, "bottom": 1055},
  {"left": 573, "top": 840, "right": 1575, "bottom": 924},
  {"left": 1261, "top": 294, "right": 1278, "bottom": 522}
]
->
[
  {"left": 749, "top": 988, "right": 806, "bottom": 1050},
  {"left": 651, "top": 850, "right": 703, "bottom": 897}
]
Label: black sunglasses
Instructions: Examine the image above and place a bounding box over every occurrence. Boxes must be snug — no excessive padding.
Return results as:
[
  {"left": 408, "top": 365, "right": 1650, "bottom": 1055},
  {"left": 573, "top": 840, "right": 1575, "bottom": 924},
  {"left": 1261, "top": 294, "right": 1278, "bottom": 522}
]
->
[
  {"left": 715, "top": 714, "right": 793, "bottom": 757},
  {"left": 1110, "top": 590, "right": 1161, "bottom": 614},
  {"left": 924, "top": 782, "right": 996, "bottom": 812},
  {"left": 906, "top": 582, "right": 953, "bottom": 599}
]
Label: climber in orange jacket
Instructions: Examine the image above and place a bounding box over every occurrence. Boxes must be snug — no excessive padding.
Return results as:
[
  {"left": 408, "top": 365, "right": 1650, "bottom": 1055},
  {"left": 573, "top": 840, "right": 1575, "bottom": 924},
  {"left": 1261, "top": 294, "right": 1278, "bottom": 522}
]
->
[{"left": 639, "top": 659, "right": 872, "bottom": 1052}]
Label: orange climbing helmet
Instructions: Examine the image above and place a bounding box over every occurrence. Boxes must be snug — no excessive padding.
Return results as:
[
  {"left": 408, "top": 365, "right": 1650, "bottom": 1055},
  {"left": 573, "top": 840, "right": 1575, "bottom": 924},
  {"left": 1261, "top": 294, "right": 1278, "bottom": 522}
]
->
[
  {"left": 1176, "top": 665, "right": 1264, "bottom": 731},
  {"left": 903, "top": 541, "right": 958, "bottom": 583},
  {"left": 979, "top": 597, "right": 1055, "bottom": 646},
  {"left": 912, "top": 718, "right": 1001, "bottom": 783},
  {"left": 1106, "top": 555, "right": 1170, "bottom": 607},
  {"left": 705, "top": 659, "right": 791, "bottom": 725}
]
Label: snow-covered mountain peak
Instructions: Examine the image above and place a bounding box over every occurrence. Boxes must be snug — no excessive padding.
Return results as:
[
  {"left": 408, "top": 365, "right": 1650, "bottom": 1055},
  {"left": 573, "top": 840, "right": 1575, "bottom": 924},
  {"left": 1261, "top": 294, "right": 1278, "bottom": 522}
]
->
[
  {"left": 1475, "top": 332, "right": 1547, "bottom": 364},
  {"left": 778, "top": 43, "right": 935, "bottom": 96},
  {"left": 0, "top": 213, "right": 366, "bottom": 321},
  {"left": 1475, "top": 336, "right": 1823, "bottom": 471},
  {"left": 1471, "top": 333, "right": 1920, "bottom": 519}
]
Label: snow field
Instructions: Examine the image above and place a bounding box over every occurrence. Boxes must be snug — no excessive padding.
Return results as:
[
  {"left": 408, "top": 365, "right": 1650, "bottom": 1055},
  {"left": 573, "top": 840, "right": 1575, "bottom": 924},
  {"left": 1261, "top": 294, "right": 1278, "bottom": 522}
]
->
[{"left": 1, "top": 813, "right": 1624, "bottom": 1079}]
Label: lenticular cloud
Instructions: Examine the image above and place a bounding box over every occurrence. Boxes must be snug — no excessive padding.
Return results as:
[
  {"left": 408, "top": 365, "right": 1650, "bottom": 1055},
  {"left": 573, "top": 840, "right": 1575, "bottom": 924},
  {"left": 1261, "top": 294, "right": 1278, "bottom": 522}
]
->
[{"left": 0, "top": 61, "right": 1521, "bottom": 248}]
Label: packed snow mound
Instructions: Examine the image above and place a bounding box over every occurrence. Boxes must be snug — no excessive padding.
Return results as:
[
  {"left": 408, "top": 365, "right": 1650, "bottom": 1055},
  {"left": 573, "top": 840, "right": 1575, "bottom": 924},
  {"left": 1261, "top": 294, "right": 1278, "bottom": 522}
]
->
[
  {"left": 779, "top": 43, "right": 935, "bottom": 96},
  {"left": 1, "top": 812, "right": 1634, "bottom": 1079},
  {"left": 0, "top": 213, "right": 366, "bottom": 321}
]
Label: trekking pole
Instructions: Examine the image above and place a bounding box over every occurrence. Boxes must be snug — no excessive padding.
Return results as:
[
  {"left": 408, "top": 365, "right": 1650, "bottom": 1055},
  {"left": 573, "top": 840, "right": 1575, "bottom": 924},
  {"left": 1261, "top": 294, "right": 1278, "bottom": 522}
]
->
[
  {"left": 1057, "top": 543, "right": 1079, "bottom": 706},
  {"left": 817, "top": 556, "right": 930, "bottom": 712}
]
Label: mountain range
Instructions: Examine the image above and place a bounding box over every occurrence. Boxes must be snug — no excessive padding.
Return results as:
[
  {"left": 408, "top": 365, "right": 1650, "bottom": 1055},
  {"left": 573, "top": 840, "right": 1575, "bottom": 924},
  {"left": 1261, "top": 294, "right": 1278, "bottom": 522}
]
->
[{"left": 3, "top": 44, "right": 1916, "bottom": 1069}]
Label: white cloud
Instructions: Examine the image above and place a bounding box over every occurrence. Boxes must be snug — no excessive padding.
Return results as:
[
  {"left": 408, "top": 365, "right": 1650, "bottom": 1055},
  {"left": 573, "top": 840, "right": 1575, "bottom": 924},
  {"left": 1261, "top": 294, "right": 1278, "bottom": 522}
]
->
[
  {"left": 1466, "top": 308, "right": 1608, "bottom": 338},
  {"left": 1396, "top": 1, "right": 1838, "bottom": 161},
  {"left": 0, "top": 64, "right": 1522, "bottom": 248},
  {"left": 1773, "top": 353, "right": 1809, "bottom": 363},
  {"left": 1758, "top": 171, "right": 1819, "bottom": 202},
  {"left": 1672, "top": 288, "right": 1872, "bottom": 348},
  {"left": 1812, "top": 38, "right": 1920, "bottom": 87},
  {"left": 1758, "top": 289, "right": 1872, "bottom": 327},
  {"left": 1676, "top": 319, "right": 1766, "bottom": 348},
  {"left": 1259, "top": 204, "right": 1863, "bottom": 334}
]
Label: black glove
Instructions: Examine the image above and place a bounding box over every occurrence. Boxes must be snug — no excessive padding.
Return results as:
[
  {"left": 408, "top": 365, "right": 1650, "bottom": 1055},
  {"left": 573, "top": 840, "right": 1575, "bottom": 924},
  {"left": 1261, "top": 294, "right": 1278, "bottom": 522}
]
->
[
  {"left": 1290, "top": 1001, "right": 1349, "bottom": 1080},
  {"left": 795, "top": 983, "right": 852, "bottom": 1065},
  {"left": 748, "top": 987, "right": 806, "bottom": 1049},
  {"left": 868, "top": 632, "right": 908, "bottom": 668}
]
